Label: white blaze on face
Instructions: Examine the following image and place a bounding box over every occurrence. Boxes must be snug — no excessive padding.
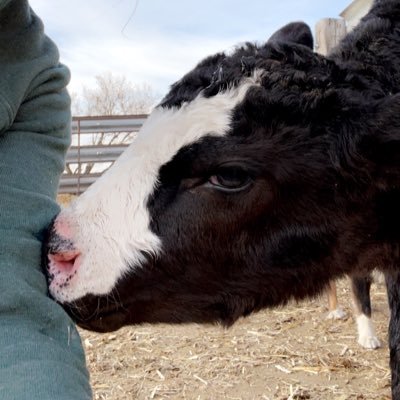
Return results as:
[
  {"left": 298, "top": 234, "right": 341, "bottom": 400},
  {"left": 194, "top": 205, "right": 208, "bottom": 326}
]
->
[{"left": 51, "top": 70, "right": 264, "bottom": 303}]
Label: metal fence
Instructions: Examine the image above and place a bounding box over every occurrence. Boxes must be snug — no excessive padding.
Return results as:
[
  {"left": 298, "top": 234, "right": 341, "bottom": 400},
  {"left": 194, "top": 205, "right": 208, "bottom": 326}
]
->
[{"left": 59, "top": 114, "right": 147, "bottom": 194}]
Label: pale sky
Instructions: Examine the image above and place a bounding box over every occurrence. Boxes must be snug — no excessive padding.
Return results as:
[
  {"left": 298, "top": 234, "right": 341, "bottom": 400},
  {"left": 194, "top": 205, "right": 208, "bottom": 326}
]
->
[{"left": 29, "top": 0, "right": 351, "bottom": 99}]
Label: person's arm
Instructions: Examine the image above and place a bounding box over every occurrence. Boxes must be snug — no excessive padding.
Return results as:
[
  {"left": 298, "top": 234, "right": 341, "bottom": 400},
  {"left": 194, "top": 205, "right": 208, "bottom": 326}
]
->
[{"left": 0, "top": 1, "right": 92, "bottom": 399}]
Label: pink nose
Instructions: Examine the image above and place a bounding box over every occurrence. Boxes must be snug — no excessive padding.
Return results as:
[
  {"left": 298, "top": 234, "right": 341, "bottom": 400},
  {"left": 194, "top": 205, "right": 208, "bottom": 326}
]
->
[
  {"left": 47, "top": 248, "right": 81, "bottom": 294},
  {"left": 45, "top": 216, "right": 82, "bottom": 291},
  {"left": 48, "top": 250, "right": 81, "bottom": 273}
]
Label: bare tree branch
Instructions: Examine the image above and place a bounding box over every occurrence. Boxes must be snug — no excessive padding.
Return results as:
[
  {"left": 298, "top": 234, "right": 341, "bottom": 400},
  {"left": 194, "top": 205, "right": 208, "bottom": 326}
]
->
[{"left": 69, "top": 72, "right": 157, "bottom": 175}]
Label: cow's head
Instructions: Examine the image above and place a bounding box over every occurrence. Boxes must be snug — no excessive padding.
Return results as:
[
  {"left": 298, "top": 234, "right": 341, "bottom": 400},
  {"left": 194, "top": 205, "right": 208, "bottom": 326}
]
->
[{"left": 45, "top": 21, "right": 400, "bottom": 332}]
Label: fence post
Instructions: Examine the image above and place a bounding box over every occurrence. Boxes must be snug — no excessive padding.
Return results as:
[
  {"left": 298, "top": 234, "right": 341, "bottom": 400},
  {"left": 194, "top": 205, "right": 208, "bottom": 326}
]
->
[
  {"left": 77, "top": 117, "right": 81, "bottom": 195},
  {"left": 315, "top": 18, "right": 347, "bottom": 55}
]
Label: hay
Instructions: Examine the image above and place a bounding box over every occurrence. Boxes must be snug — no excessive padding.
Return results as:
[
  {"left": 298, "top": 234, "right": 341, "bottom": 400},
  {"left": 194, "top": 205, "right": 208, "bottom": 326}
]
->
[{"left": 79, "top": 280, "right": 391, "bottom": 399}]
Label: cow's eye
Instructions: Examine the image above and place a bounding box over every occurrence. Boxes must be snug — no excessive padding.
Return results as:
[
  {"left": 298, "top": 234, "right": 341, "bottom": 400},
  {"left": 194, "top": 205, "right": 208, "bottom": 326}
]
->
[{"left": 208, "top": 166, "right": 252, "bottom": 192}]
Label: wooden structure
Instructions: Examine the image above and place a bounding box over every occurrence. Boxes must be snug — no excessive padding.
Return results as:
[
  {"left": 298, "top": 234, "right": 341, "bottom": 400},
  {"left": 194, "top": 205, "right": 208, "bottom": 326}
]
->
[
  {"left": 340, "top": 0, "right": 374, "bottom": 30},
  {"left": 315, "top": 0, "right": 373, "bottom": 56},
  {"left": 315, "top": 18, "right": 347, "bottom": 55}
]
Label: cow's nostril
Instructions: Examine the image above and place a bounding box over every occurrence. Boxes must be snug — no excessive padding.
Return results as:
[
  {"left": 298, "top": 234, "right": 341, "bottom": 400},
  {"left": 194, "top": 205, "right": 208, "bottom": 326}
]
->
[{"left": 48, "top": 250, "right": 81, "bottom": 273}]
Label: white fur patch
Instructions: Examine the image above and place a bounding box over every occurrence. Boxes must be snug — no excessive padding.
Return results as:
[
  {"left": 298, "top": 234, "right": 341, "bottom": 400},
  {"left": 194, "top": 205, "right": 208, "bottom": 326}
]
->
[
  {"left": 50, "top": 71, "right": 264, "bottom": 303},
  {"left": 356, "top": 314, "right": 381, "bottom": 349}
]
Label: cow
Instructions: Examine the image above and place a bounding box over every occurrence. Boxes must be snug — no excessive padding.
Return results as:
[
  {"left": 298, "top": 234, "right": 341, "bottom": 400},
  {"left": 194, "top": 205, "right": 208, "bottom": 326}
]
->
[{"left": 45, "top": 0, "right": 400, "bottom": 397}]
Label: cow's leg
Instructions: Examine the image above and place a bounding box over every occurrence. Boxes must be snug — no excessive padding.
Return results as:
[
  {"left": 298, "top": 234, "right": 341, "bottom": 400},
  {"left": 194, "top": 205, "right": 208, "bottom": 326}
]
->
[
  {"left": 351, "top": 273, "right": 380, "bottom": 349},
  {"left": 386, "top": 271, "right": 400, "bottom": 399},
  {"left": 326, "top": 280, "right": 346, "bottom": 319}
]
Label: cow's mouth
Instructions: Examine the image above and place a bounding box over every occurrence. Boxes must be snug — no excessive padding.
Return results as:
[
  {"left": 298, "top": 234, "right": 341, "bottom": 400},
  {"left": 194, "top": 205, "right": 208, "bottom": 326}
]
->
[
  {"left": 74, "top": 313, "right": 128, "bottom": 333},
  {"left": 63, "top": 298, "right": 129, "bottom": 332}
]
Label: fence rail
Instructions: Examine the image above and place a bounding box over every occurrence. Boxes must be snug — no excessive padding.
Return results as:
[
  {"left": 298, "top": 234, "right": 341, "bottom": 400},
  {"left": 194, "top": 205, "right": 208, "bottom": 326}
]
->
[
  {"left": 59, "top": 114, "right": 147, "bottom": 194},
  {"left": 65, "top": 145, "right": 129, "bottom": 164}
]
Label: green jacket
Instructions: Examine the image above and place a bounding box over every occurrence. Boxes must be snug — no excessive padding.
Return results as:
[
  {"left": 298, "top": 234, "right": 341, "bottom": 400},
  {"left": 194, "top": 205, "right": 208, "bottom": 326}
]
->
[{"left": 0, "top": 0, "right": 91, "bottom": 398}]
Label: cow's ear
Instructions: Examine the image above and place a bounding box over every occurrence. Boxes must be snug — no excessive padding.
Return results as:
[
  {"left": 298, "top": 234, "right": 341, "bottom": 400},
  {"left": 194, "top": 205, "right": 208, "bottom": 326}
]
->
[{"left": 267, "top": 22, "right": 314, "bottom": 49}]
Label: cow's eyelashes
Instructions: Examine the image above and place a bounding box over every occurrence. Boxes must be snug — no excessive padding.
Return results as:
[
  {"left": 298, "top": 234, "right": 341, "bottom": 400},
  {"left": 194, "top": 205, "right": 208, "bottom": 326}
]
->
[{"left": 208, "top": 166, "right": 253, "bottom": 192}]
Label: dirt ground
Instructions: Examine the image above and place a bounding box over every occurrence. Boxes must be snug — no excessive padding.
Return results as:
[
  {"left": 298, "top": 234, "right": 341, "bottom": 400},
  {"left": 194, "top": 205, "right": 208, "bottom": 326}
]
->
[{"left": 78, "top": 279, "right": 391, "bottom": 400}]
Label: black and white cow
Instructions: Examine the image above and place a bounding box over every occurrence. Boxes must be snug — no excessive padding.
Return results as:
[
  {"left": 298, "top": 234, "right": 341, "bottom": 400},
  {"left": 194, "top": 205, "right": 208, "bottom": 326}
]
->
[{"left": 45, "top": 0, "right": 400, "bottom": 397}]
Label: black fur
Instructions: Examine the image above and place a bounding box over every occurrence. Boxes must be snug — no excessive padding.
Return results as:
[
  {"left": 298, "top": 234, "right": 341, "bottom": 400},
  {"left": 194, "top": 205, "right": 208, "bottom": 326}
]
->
[
  {"left": 386, "top": 271, "right": 400, "bottom": 399},
  {"left": 268, "top": 21, "right": 314, "bottom": 49},
  {"left": 351, "top": 273, "right": 373, "bottom": 318}
]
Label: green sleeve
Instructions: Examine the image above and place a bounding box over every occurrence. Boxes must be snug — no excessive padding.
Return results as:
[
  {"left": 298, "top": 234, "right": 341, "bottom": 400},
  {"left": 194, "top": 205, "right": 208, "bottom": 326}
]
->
[{"left": 0, "top": 1, "right": 92, "bottom": 399}]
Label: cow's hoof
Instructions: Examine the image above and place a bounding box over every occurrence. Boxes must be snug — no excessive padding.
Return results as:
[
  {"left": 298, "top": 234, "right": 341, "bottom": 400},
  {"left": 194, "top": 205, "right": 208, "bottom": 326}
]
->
[
  {"left": 326, "top": 307, "right": 346, "bottom": 320},
  {"left": 358, "top": 335, "right": 381, "bottom": 349}
]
